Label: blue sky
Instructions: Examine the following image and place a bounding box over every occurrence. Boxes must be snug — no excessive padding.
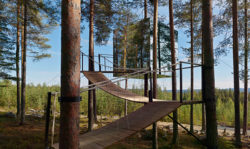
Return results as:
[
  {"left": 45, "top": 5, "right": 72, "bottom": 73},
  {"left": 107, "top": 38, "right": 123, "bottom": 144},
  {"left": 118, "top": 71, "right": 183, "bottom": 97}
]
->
[{"left": 22, "top": 3, "right": 249, "bottom": 90}]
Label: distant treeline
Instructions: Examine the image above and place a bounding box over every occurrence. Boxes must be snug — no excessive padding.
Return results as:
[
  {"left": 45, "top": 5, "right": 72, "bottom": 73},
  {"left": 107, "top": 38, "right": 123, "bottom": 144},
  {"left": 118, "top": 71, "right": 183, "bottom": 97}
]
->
[{"left": 0, "top": 80, "right": 249, "bottom": 127}]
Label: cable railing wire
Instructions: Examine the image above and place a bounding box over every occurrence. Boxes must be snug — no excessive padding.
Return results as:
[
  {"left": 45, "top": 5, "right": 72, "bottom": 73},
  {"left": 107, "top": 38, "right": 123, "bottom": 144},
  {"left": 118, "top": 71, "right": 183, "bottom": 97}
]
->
[{"left": 80, "top": 61, "right": 182, "bottom": 93}]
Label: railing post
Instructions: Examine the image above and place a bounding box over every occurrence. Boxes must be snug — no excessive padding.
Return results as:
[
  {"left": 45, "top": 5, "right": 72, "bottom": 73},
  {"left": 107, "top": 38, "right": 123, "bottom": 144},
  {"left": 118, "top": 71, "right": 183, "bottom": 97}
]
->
[
  {"left": 144, "top": 73, "right": 148, "bottom": 97},
  {"left": 124, "top": 78, "right": 128, "bottom": 116},
  {"left": 45, "top": 92, "right": 52, "bottom": 149},
  {"left": 149, "top": 67, "right": 153, "bottom": 102},
  {"left": 81, "top": 52, "right": 84, "bottom": 71},
  {"left": 104, "top": 57, "right": 106, "bottom": 71},
  {"left": 51, "top": 93, "right": 57, "bottom": 146},
  {"left": 98, "top": 54, "right": 101, "bottom": 72},
  {"left": 180, "top": 62, "right": 183, "bottom": 103}
]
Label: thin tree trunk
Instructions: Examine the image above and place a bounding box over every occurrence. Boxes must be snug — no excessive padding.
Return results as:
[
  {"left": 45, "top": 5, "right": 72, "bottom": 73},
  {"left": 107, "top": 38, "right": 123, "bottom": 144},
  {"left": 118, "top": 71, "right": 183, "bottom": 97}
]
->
[
  {"left": 123, "top": 15, "right": 128, "bottom": 71},
  {"left": 152, "top": 0, "right": 158, "bottom": 148},
  {"left": 201, "top": 33, "right": 206, "bottom": 132},
  {"left": 169, "top": 0, "right": 178, "bottom": 144},
  {"left": 190, "top": 0, "right": 194, "bottom": 133},
  {"left": 144, "top": 0, "right": 148, "bottom": 97},
  {"left": 88, "top": 0, "right": 95, "bottom": 131},
  {"left": 232, "top": 0, "right": 241, "bottom": 145},
  {"left": 202, "top": 0, "right": 218, "bottom": 148},
  {"left": 16, "top": 0, "right": 21, "bottom": 119},
  {"left": 158, "top": 24, "right": 161, "bottom": 75},
  {"left": 243, "top": 0, "right": 248, "bottom": 136},
  {"left": 20, "top": 0, "right": 27, "bottom": 125},
  {"left": 59, "top": 0, "right": 81, "bottom": 148}
]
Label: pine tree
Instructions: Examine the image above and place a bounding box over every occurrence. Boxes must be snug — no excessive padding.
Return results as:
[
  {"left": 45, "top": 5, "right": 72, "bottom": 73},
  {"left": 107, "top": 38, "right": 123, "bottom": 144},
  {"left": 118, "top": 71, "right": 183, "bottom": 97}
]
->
[
  {"left": 242, "top": 0, "right": 248, "bottom": 136},
  {"left": 16, "top": 0, "right": 21, "bottom": 119},
  {"left": 174, "top": 0, "right": 203, "bottom": 133},
  {"left": 0, "top": 0, "right": 16, "bottom": 79},
  {"left": 202, "top": 0, "right": 218, "bottom": 148},
  {"left": 17, "top": 0, "right": 58, "bottom": 124},
  {"left": 232, "top": 0, "right": 241, "bottom": 146}
]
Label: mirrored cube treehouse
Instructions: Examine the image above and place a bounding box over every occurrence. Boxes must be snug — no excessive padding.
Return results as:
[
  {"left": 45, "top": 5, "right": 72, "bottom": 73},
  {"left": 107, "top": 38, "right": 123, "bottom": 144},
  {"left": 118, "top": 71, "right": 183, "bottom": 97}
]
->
[{"left": 113, "top": 18, "right": 178, "bottom": 78}]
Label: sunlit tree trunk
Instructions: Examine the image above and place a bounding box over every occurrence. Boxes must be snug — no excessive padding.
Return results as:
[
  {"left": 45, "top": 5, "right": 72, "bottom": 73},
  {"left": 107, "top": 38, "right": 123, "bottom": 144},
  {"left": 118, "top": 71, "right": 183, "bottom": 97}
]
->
[
  {"left": 169, "top": 0, "right": 178, "bottom": 144},
  {"left": 88, "top": 0, "right": 95, "bottom": 131},
  {"left": 144, "top": 0, "right": 148, "bottom": 97},
  {"left": 16, "top": 0, "right": 21, "bottom": 119},
  {"left": 243, "top": 0, "right": 248, "bottom": 136},
  {"left": 202, "top": 0, "right": 218, "bottom": 148},
  {"left": 152, "top": 0, "right": 158, "bottom": 148},
  {"left": 20, "top": 0, "right": 27, "bottom": 125},
  {"left": 232, "top": 0, "right": 241, "bottom": 145},
  {"left": 190, "top": 0, "right": 194, "bottom": 133},
  {"left": 59, "top": 0, "right": 81, "bottom": 148}
]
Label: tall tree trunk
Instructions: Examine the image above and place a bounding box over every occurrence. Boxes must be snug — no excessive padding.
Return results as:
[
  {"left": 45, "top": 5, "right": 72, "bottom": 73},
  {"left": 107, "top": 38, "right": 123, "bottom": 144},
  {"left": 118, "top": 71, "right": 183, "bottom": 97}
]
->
[
  {"left": 243, "top": 0, "right": 248, "bottom": 136},
  {"left": 59, "top": 0, "right": 81, "bottom": 148},
  {"left": 232, "top": 0, "right": 241, "bottom": 145},
  {"left": 144, "top": 0, "right": 148, "bottom": 97},
  {"left": 20, "top": 0, "right": 27, "bottom": 125},
  {"left": 123, "top": 29, "right": 127, "bottom": 70},
  {"left": 201, "top": 33, "right": 206, "bottom": 132},
  {"left": 190, "top": 0, "right": 194, "bottom": 133},
  {"left": 169, "top": 0, "right": 178, "bottom": 144},
  {"left": 158, "top": 25, "right": 161, "bottom": 75},
  {"left": 152, "top": 0, "right": 158, "bottom": 148},
  {"left": 202, "top": 0, "right": 218, "bottom": 148},
  {"left": 88, "top": 0, "right": 95, "bottom": 131},
  {"left": 16, "top": 0, "right": 21, "bottom": 119}
]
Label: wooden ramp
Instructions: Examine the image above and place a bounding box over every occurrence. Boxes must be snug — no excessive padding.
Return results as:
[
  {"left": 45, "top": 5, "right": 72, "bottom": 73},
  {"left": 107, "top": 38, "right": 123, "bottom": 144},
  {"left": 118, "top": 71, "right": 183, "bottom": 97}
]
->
[
  {"left": 53, "top": 102, "right": 181, "bottom": 149},
  {"left": 83, "top": 71, "right": 162, "bottom": 103}
]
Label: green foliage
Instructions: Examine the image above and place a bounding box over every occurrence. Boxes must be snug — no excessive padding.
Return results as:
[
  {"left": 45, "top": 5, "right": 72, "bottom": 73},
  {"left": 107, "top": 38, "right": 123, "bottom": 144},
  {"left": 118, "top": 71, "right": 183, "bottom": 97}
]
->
[
  {"left": 0, "top": 0, "right": 15, "bottom": 80},
  {"left": 0, "top": 80, "right": 249, "bottom": 127},
  {"left": 81, "top": 0, "right": 115, "bottom": 45},
  {"left": 174, "top": 0, "right": 202, "bottom": 59}
]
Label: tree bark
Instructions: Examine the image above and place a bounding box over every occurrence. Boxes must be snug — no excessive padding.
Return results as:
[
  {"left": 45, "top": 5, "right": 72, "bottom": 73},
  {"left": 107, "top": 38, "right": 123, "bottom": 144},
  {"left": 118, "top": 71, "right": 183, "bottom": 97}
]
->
[
  {"left": 20, "top": 0, "right": 27, "bottom": 125},
  {"left": 190, "top": 0, "right": 194, "bottom": 133},
  {"left": 88, "top": 0, "right": 95, "bottom": 131},
  {"left": 169, "top": 0, "right": 178, "bottom": 144},
  {"left": 202, "top": 0, "right": 218, "bottom": 148},
  {"left": 60, "top": 0, "right": 81, "bottom": 148},
  {"left": 201, "top": 32, "right": 206, "bottom": 132},
  {"left": 16, "top": 0, "right": 21, "bottom": 119},
  {"left": 243, "top": 0, "right": 248, "bottom": 136},
  {"left": 232, "top": 0, "right": 241, "bottom": 145},
  {"left": 144, "top": 0, "right": 148, "bottom": 97},
  {"left": 158, "top": 24, "right": 161, "bottom": 75},
  {"left": 152, "top": 0, "right": 158, "bottom": 148}
]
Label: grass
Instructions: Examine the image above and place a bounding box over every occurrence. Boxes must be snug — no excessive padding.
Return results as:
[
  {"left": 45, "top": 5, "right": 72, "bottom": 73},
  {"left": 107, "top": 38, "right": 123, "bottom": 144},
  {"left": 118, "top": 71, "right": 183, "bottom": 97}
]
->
[
  {"left": 0, "top": 111, "right": 248, "bottom": 149},
  {"left": 0, "top": 115, "right": 53, "bottom": 149},
  {"left": 107, "top": 127, "right": 237, "bottom": 149}
]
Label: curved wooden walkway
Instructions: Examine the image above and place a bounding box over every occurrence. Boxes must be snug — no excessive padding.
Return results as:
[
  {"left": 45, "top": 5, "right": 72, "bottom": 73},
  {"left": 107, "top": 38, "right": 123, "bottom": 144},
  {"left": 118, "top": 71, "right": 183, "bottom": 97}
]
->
[
  {"left": 53, "top": 101, "right": 181, "bottom": 149},
  {"left": 83, "top": 71, "right": 162, "bottom": 103}
]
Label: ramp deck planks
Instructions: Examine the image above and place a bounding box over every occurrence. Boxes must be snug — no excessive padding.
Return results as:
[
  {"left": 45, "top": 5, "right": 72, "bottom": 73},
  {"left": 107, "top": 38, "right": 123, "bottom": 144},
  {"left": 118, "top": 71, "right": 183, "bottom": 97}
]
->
[
  {"left": 78, "top": 102, "right": 181, "bottom": 149},
  {"left": 53, "top": 102, "right": 181, "bottom": 149},
  {"left": 83, "top": 71, "right": 162, "bottom": 103}
]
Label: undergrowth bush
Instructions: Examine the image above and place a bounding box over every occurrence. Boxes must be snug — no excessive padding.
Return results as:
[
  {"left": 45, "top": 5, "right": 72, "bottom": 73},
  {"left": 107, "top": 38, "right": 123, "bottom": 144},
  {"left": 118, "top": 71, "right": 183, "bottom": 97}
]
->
[{"left": 0, "top": 80, "right": 249, "bottom": 127}]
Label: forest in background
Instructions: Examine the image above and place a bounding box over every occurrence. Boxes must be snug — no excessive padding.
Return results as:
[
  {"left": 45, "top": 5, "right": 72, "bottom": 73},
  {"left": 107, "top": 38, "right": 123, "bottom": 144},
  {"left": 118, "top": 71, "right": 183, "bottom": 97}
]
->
[{"left": 1, "top": 80, "right": 249, "bottom": 128}]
